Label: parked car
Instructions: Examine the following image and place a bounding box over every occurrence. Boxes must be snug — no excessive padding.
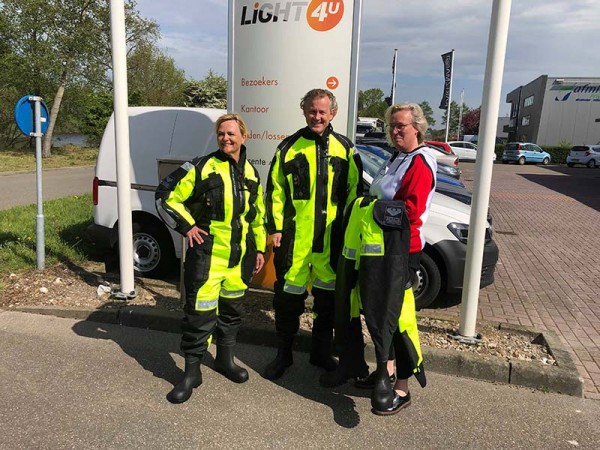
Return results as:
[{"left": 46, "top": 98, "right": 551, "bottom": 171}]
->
[
  {"left": 448, "top": 141, "right": 497, "bottom": 162},
  {"left": 424, "top": 140, "right": 453, "bottom": 155},
  {"left": 355, "top": 144, "right": 498, "bottom": 309},
  {"left": 358, "top": 138, "right": 461, "bottom": 178},
  {"left": 362, "top": 131, "right": 387, "bottom": 140},
  {"left": 355, "top": 123, "right": 375, "bottom": 138},
  {"left": 566, "top": 145, "right": 600, "bottom": 168},
  {"left": 436, "top": 161, "right": 462, "bottom": 179},
  {"left": 426, "top": 141, "right": 461, "bottom": 169},
  {"left": 502, "top": 142, "right": 551, "bottom": 165},
  {"left": 355, "top": 145, "right": 466, "bottom": 198}
]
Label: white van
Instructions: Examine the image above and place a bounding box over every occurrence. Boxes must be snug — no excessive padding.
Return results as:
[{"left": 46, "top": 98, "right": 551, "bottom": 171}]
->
[
  {"left": 88, "top": 106, "right": 498, "bottom": 310},
  {"left": 87, "top": 106, "right": 225, "bottom": 278}
]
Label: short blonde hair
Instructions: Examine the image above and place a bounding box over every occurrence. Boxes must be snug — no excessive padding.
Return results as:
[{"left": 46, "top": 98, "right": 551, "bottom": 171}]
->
[
  {"left": 215, "top": 113, "right": 248, "bottom": 136},
  {"left": 384, "top": 103, "right": 428, "bottom": 144}
]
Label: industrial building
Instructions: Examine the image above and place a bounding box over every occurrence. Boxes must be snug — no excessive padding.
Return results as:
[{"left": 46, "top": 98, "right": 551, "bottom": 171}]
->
[{"left": 505, "top": 76, "right": 600, "bottom": 146}]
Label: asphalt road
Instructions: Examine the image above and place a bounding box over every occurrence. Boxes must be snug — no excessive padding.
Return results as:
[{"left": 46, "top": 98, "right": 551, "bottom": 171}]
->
[
  {"left": 1, "top": 311, "right": 599, "bottom": 449},
  {"left": 0, "top": 166, "right": 93, "bottom": 210}
]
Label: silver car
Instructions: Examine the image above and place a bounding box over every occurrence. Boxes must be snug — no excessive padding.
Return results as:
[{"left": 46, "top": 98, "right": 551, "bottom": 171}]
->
[{"left": 566, "top": 145, "right": 600, "bottom": 168}]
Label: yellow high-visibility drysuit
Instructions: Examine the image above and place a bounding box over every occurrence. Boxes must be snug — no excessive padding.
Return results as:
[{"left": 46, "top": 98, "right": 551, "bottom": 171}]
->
[
  {"left": 265, "top": 125, "right": 362, "bottom": 353},
  {"left": 156, "top": 146, "right": 266, "bottom": 358}
]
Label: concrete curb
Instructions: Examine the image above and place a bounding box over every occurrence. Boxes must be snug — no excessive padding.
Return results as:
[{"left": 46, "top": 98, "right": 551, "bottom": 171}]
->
[{"left": 9, "top": 304, "right": 583, "bottom": 397}]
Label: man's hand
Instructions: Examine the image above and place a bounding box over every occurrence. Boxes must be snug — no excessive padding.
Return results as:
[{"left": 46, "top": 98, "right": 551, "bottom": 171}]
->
[
  {"left": 255, "top": 253, "right": 265, "bottom": 274},
  {"left": 271, "top": 232, "right": 282, "bottom": 248},
  {"left": 186, "top": 225, "right": 208, "bottom": 247}
]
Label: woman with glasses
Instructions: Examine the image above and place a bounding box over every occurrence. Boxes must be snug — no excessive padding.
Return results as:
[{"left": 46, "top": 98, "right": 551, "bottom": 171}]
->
[{"left": 323, "top": 103, "right": 436, "bottom": 415}]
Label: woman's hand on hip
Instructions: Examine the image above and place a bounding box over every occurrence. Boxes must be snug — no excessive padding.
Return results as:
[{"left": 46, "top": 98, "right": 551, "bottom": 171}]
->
[{"left": 186, "top": 225, "right": 208, "bottom": 247}]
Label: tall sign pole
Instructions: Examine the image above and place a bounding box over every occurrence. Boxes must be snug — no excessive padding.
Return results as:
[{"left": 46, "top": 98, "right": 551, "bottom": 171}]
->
[
  {"left": 33, "top": 99, "right": 45, "bottom": 270},
  {"left": 458, "top": 0, "right": 512, "bottom": 340},
  {"left": 228, "top": 0, "right": 363, "bottom": 184},
  {"left": 14, "top": 95, "right": 50, "bottom": 271}
]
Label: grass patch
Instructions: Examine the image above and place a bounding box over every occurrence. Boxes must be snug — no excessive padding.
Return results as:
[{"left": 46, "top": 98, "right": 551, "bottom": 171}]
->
[
  {"left": 0, "top": 193, "right": 102, "bottom": 276},
  {"left": 0, "top": 145, "right": 98, "bottom": 173}
]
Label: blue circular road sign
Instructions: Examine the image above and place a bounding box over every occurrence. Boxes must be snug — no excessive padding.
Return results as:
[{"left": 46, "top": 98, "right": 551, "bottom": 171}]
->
[{"left": 14, "top": 95, "right": 50, "bottom": 135}]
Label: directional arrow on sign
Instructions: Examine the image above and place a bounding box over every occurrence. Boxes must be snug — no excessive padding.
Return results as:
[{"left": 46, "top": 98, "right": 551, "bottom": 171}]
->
[{"left": 326, "top": 76, "right": 339, "bottom": 90}]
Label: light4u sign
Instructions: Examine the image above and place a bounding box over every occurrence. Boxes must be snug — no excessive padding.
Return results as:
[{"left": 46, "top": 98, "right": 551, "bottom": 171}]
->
[{"left": 228, "top": 0, "right": 362, "bottom": 184}]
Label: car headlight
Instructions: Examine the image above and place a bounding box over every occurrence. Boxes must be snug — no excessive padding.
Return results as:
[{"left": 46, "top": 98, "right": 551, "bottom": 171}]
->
[
  {"left": 447, "top": 223, "right": 493, "bottom": 244},
  {"left": 447, "top": 223, "right": 469, "bottom": 244}
]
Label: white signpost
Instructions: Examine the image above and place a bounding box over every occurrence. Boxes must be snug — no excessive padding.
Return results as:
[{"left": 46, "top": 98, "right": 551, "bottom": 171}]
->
[{"left": 228, "top": 0, "right": 362, "bottom": 183}]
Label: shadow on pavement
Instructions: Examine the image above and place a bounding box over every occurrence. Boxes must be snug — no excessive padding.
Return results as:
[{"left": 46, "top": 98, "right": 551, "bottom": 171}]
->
[
  {"left": 234, "top": 343, "right": 368, "bottom": 429},
  {"left": 71, "top": 317, "right": 367, "bottom": 427},
  {"left": 519, "top": 166, "right": 600, "bottom": 212},
  {"left": 71, "top": 318, "right": 182, "bottom": 387}
]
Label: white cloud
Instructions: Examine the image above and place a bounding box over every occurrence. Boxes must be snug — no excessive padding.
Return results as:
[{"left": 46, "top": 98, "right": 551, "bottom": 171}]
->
[{"left": 134, "top": 0, "right": 600, "bottom": 124}]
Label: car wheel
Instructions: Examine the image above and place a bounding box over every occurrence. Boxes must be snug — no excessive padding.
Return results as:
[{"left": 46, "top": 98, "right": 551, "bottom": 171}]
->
[
  {"left": 132, "top": 222, "right": 176, "bottom": 278},
  {"left": 567, "top": 163, "right": 574, "bottom": 168},
  {"left": 413, "top": 252, "right": 442, "bottom": 311},
  {"left": 518, "top": 156, "right": 525, "bottom": 165},
  {"left": 587, "top": 159, "right": 596, "bottom": 168},
  {"left": 542, "top": 157, "right": 550, "bottom": 165}
]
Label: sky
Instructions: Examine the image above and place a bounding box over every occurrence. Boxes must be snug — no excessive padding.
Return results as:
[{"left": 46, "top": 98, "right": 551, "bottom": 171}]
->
[{"left": 134, "top": 0, "right": 600, "bottom": 127}]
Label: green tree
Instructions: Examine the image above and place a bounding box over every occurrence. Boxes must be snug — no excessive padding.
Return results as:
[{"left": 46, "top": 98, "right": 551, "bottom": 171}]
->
[
  {"left": 442, "top": 100, "right": 471, "bottom": 140},
  {"left": 357, "top": 88, "right": 387, "bottom": 119},
  {"left": 128, "top": 42, "right": 187, "bottom": 106},
  {"left": 184, "top": 70, "right": 227, "bottom": 109},
  {"left": 419, "top": 101, "right": 436, "bottom": 128},
  {"left": 0, "top": 0, "right": 158, "bottom": 156}
]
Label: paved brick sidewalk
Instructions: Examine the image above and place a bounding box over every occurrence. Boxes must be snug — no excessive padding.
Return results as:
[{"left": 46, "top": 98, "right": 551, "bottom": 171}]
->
[{"left": 428, "top": 162, "right": 600, "bottom": 399}]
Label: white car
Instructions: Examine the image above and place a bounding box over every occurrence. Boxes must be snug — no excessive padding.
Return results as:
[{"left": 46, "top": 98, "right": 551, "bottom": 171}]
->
[
  {"left": 359, "top": 148, "right": 498, "bottom": 310},
  {"left": 448, "top": 141, "right": 497, "bottom": 162},
  {"left": 566, "top": 145, "right": 600, "bottom": 168}
]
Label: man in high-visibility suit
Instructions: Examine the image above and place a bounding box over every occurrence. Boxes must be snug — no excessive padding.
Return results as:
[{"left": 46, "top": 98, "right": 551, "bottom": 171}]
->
[
  {"left": 156, "top": 113, "right": 266, "bottom": 403},
  {"left": 263, "top": 88, "right": 363, "bottom": 380}
]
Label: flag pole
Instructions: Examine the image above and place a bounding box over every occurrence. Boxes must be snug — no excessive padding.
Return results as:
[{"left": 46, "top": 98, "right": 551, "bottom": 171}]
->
[
  {"left": 391, "top": 48, "right": 398, "bottom": 105},
  {"left": 457, "top": 88, "right": 464, "bottom": 140},
  {"left": 444, "top": 49, "right": 455, "bottom": 142}
]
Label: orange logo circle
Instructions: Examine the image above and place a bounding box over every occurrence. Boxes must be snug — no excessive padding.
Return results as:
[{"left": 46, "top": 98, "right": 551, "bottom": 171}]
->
[
  {"left": 307, "top": 0, "right": 344, "bottom": 32},
  {"left": 326, "top": 76, "right": 339, "bottom": 90}
]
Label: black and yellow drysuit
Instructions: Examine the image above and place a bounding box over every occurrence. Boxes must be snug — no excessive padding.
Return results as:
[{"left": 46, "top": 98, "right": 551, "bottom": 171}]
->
[
  {"left": 155, "top": 146, "right": 266, "bottom": 361},
  {"left": 328, "top": 196, "right": 426, "bottom": 410},
  {"left": 264, "top": 125, "right": 362, "bottom": 376}
]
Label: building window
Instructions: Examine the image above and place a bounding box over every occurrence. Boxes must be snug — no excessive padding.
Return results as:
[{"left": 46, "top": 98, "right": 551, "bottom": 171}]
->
[
  {"left": 510, "top": 102, "right": 518, "bottom": 118},
  {"left": 524, "top": 95, "right": 534, "bottom": 107},
  {"left": 521, "top": 116, "right": 530, "bottom": 126}
]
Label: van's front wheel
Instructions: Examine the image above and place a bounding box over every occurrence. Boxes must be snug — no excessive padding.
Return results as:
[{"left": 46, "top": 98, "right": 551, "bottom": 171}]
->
[
  {"left": 413, "top": 253, "right": 442, "bottom": 311},
  {"left": 132, "top": 222, "right": 176, "bottom": 278}
]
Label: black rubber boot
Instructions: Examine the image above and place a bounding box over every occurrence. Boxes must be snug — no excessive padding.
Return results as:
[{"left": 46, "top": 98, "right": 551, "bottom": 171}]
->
[
  {"left": 214, "top": 345, "right": 249, "bottom": 384},
  {"left": 370, "top": 361, "right": 394, "bottom": 412},
  {"left": 309, "top": 316, "right": 338, "bottom": 372},
  {"left": 319, "top": 318, "right": 369, "bottom": 387},
  {"left": 167, "top": 355, "right": 202, "bottom": 404},
  {"left": 263, "top": 336, "right": 294, "bottom": 380}
]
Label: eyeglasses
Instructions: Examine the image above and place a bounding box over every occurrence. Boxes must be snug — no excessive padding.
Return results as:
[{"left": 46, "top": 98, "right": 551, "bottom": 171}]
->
[{"left": 389, "top": 122, "right": 413, "bottom": 131}]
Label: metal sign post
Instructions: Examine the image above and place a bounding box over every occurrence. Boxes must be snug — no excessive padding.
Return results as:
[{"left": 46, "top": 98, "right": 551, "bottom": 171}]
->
[{"left": 14, "top": 95, "right": 50, "bottom": 271}]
